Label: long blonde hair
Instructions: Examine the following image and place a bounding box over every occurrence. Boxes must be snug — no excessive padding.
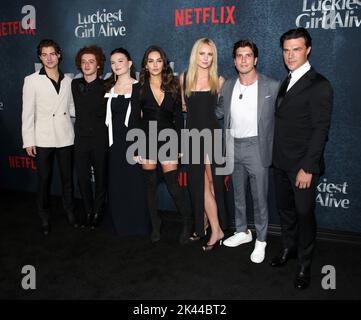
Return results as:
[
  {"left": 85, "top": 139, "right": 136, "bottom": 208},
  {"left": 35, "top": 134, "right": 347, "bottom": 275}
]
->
[{"left": 185, "top": 38, "right": 218, "bottom": 97}]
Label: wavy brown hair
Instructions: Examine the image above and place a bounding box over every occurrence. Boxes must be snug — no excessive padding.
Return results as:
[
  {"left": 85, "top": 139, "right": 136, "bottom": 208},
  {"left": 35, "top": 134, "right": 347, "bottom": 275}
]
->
[
  {"left": 139, "top": 46, "right": 179, "bottom": 100},
  {"left": 75, "top": 45, "right": 105, "bottom": 76},
  {"left": 37, "top": 39, "right": 62, "bottom": 62}
]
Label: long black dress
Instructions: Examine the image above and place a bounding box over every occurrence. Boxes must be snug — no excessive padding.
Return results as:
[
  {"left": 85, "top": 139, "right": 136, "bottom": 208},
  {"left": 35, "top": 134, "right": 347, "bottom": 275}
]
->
[
  {"left": 185, "top": 90, "right": 227, "bottom": 237},
  {"left": 107, "top": 82, "right": 150, "bottom": 235}
]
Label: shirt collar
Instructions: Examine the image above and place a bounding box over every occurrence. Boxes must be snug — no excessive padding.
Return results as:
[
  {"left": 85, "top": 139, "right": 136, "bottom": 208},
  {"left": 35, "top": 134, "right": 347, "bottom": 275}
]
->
[
  {"left": 80, "top": 76, "right": 101, "bottom": 86},
  {"left": 289, "top": 61, "right": 311, "bottom": 83},
  {"left": 39, "top": 67, "right": 65, "bottom": 81}
]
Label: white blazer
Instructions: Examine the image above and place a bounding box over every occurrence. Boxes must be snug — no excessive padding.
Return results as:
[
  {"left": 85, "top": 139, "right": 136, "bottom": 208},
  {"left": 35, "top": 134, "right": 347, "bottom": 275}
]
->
[{"left": 22, "top": 70, "right": 75, "bottom": 148}]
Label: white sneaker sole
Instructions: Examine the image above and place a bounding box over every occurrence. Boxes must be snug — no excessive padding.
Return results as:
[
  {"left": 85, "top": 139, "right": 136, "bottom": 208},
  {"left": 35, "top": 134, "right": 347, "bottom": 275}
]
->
[{"left": 223, "top": 237, "right": 252, "bottom": 247}]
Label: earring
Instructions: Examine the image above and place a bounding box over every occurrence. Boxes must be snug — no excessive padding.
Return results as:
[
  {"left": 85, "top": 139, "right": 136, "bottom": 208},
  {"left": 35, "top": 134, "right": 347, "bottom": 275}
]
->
[{"left": 114, "top": 73, "right": 116, "bottom": 81}]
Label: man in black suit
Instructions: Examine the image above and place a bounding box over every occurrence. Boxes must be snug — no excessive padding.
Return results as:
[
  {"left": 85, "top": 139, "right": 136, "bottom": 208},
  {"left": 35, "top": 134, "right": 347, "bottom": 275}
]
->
[
  {"left": 270, "top": 28, "right": 333, "bottom": 289},
  {"left": 72, "top": 46, "right": 108, "bottom": 228}
]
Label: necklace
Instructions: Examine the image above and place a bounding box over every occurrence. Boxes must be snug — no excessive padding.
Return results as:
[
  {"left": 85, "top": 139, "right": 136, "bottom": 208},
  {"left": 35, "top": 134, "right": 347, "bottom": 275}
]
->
[
  {"left": 238, "top": 77, "right": 257, "bottom": 99},
  {"left": 239, "top": 85, "right": 248, "bottom": 99}
]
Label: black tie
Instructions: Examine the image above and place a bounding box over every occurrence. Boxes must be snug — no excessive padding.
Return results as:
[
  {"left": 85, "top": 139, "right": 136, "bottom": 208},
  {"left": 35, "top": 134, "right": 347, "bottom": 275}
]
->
[{"left": 276, "top": 73, "right": 291, "bottom": 108}]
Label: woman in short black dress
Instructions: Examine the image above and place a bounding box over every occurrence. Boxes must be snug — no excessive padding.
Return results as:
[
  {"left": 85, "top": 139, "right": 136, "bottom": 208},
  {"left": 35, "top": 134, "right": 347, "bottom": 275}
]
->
[{"left": 137, "top": 46, "right": 192, "bottom": 244}]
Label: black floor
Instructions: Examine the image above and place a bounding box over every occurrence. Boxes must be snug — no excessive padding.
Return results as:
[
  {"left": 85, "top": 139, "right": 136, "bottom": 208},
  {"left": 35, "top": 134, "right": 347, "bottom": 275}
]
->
[{"left": 1, "top": 189, "right": 361, "bottom": 301}]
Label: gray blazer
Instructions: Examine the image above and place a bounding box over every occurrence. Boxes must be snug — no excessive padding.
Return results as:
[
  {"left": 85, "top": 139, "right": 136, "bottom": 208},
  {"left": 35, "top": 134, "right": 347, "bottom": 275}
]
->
[{"left": 215, "top": 73, "right": 281, "bottom": 167}]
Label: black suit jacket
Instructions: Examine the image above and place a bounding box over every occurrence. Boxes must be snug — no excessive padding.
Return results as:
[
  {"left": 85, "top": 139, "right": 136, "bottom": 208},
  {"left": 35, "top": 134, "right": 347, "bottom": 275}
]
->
[{"left": 273, "top": 67, "right": 333, "bottom": 175}]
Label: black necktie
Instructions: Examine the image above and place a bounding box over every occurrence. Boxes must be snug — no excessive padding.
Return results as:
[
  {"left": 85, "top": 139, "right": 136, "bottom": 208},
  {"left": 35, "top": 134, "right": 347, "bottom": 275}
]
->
[{"left": 276, "top": 73, "right": 291, "bottom": 108}]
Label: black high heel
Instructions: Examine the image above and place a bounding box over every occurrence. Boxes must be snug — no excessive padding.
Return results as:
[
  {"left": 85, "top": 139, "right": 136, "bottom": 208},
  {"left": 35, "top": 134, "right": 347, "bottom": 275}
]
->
[
  {"left": 189, "top": 232, "right": 201, "bottom": 242},
  {"left": 202, "top": 238, "right": 223, "bottom": 252},
  {"left": 189, "top": 224, "right": 210, "bottom": 241}
]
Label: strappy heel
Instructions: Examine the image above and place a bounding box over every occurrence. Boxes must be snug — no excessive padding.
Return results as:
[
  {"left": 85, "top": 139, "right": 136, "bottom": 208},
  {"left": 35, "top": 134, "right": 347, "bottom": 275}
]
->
[
  {"left": 189, "top": 232, "right": 201, "bottom": 241},
  {"left": 202, "top": 238, "right": 223, "bottom": 252}
]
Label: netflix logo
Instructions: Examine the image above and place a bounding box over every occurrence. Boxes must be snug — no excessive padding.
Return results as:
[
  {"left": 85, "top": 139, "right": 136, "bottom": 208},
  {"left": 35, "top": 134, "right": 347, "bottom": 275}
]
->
[
  {"left": 175, "top": 6, "right": 236, "bottom": 27},
  {"left": 0, "top": 21, "right": 35, "bottom": 37},
  {"left": 9, "top": 156, "right": 37, "bottom": 171},
  {"left": 0, "top": 5, "right": 36, "bottom": 37}
]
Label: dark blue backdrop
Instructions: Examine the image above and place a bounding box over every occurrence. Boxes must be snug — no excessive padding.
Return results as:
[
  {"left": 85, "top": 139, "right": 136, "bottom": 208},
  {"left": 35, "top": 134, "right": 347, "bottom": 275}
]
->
[{"left": 1, "top": 0, "right": 360, "bottom": 233}]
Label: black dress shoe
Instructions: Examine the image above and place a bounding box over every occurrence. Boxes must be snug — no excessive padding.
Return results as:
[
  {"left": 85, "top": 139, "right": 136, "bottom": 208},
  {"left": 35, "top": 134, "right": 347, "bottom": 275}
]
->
[
  {"left": 41, "top": 223, "right": 50, "bottom": 236},
  {"left": 294, "top": 266, "right": 311, "bottom": 289},
  {"left": 270, "top": 248, "right": 297, "bottom": 267},
  {"left": 67, "top": 212, "right": 78, "bottom": 228}
]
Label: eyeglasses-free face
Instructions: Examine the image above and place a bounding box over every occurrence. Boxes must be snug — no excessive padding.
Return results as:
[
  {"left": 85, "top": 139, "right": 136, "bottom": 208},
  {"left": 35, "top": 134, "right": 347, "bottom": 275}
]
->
[{"left": 282, "top": 37, "right": 311, "bottom": 72}]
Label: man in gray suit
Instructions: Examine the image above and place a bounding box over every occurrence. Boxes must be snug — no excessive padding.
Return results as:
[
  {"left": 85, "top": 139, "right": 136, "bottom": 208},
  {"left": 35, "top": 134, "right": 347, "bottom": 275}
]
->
[{"left": 216, "top": 40, "right": 280, "bottom": 263}]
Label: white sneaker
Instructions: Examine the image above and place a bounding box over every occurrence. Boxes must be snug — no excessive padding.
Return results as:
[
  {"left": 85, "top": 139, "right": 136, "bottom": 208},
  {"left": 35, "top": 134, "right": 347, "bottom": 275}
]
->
[
  {"left": 223, "top": 229, "right": 252, "bottom": 247},
  {"left": 250, "top": 240, "right": 267, "bottom": 263}
]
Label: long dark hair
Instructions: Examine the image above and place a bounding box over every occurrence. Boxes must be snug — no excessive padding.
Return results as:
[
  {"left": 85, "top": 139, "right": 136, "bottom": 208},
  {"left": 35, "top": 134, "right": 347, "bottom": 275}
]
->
[
  {"left": 139, "top": 45, "right": 179, "bottom": 100},
  {"left": 105, "top": 47, "right": 136, "bottom": 92}
]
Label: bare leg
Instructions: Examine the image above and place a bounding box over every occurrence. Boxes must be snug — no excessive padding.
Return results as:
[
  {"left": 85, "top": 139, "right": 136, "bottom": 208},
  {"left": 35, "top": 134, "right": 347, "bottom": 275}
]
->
[
  {"left": 204, "top": 164, "right": 224, "bottom": 246},
  {"left": 204, "top": 164, "right": 214, "bottom": 231}
]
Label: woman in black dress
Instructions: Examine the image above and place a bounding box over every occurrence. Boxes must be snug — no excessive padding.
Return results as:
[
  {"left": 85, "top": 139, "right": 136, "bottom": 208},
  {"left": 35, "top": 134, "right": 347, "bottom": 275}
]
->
[
  {"left": 137, "top": 46, "right": 192, "bottom": 244},
  {"left": 180, "top": 38, "right": 227, "bottom": 251},
  {"left": 72, "top": 45, "right": 108, "bottom": 228},
  {"left": 105, "top": 48, "right": 150, "bottom": 236}
]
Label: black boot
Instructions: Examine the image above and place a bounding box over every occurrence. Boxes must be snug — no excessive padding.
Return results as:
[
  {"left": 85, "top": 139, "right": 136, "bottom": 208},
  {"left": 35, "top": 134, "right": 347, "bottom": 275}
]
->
[
  {"left": 66, "top": 211, "right": 78, "bottom": 228},
  {"left": 81, "top": 213, "right": 91, "bottom": 228},
  {"left": 163, "top": 170, "right": 193, "bottom": 245},
  {"left": 144, "top": 169, "right": 161, "bottom": 243}
]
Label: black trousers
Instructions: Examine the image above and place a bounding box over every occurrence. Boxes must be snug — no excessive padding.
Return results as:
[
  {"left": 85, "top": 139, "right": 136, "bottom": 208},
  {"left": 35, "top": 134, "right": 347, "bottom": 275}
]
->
[
  {"left": 273, "top": 167, "right": 319, "bottom": 269},
  {"left": 74, "top": 137, "right": 107, "bottom": 217},
  {"left": 36, "top": 146, "right": 74, "bottom": 222}
]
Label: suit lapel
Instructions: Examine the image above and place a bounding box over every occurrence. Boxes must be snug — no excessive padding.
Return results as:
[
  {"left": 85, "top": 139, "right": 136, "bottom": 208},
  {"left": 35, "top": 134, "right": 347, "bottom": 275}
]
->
[
  {"left": 279, "top": 68, "right": 316, "bottom": 108},
  {"left": 53, "top": 77, "right": 67, "bottom": 114},
  {"left": 257, "top": 74, "right": 267, "bottom": 123}
]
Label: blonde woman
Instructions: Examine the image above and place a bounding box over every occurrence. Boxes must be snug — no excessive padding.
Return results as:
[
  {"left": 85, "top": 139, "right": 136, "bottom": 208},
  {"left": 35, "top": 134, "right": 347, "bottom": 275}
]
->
[{"left": 180, "top": 38, "right": 227, "bottom": 251}]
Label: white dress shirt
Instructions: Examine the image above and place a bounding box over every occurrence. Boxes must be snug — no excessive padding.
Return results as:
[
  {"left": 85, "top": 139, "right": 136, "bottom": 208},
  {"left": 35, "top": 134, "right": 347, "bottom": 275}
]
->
[{"left": 287, "top": 60, "right": 311, "bottom": 91}]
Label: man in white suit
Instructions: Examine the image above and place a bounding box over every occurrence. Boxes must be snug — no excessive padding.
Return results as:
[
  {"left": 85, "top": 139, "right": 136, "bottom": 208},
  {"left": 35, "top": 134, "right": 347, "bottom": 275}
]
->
[
  {"left": 216, "top": 40, "right": 280, "bottom": 263},
  {"left": 22, "top": 39, "right": 77, "bottom": 235}
]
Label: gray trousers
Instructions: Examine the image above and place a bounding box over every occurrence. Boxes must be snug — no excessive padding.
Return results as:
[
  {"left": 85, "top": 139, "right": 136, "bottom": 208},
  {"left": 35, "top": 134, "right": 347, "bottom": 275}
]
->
[{"left": 231, "top": 136, "right": 269, "bottom": 241}]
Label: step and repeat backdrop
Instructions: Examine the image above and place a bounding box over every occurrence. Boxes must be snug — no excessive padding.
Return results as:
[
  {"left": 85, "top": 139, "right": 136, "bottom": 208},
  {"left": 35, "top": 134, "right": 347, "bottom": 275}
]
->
[{"left": 0, "top": 0, "right": 360, "bottom": 233}]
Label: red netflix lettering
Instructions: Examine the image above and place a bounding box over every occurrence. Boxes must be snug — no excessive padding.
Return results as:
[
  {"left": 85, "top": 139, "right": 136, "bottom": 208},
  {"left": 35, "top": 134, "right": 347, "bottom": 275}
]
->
[
  {"left": 0, "top": 21, "right": 36, "bottom": 37},
  {"left": 8, "top": 156, "right": 37, "bottom": 171},
  {"left": 175, "top": 6, "right": 236, "bottom": 27}
]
